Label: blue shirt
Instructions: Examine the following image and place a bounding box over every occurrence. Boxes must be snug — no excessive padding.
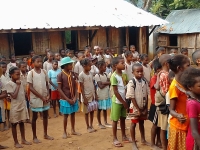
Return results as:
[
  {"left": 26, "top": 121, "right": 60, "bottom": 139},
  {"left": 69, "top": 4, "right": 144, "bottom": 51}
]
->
[{"left": 48, "top": 69, "right": 61, "bottom": 90}]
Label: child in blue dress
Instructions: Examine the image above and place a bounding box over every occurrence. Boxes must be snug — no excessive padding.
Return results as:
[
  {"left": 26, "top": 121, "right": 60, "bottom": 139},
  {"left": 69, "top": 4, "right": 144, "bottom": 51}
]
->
[
  {"left": 57, "top": 57, "right": 80, "bottom": 139},
  {"left": 94, "top": 60, "right": 111, "bottom": 129}
]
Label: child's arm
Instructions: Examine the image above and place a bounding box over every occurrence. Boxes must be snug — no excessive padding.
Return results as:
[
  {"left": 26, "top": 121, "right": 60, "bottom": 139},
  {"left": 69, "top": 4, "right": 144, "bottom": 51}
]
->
[
  {"left": 7, "top": 80, "right": 21, "bottom": 99},
  {"left": 0, "top": 90, "right": 7, "bottom": 99},
  {"left": 97, "top": 81, "right": 110, "bottom": 89},
  {"left": 80, "top": 82, "right": 88, "bottom": 105},
  {"left": 29, "top": 83, "right": 47, "bottom": 102},
  {"left": 113, "top": 85, "right": 128, "bottom": 109},
  {"left": 49, "top": 78, "right": 57, "bottom": 90},
  {"left": 190, "top": 118, "right": 200, "bottom": 147},
  {"left": 46, "top": 81, "right": 50, "bottom": 100},
  {"left": 154, "top": 74, "right": 160, "bottom": 90},
  {"left": 170, "top": 98, "right": 186, "bottom": 123},
  {"left": 57, "top": 84, "right": 74, "bottom": 104}
]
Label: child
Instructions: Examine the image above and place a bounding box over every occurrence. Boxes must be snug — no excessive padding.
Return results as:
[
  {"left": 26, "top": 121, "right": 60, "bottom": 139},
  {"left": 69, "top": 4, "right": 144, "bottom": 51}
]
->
[
  {"left": 181, "top": 48, "right": 188, "bottom": 56},
  {"left": 180, "top": 67, "right": 200, "bottom": 149},
  {"left": 93, "top": 46, "right": 103, "bottom": 62},
  {"left": 170, "top": 49, "right": 178, "bottom": 56},
  {"left": 22, "top": 57, "right": 28, "bottom": 63},
  {"left": 141, "top": 54, "right": 151, "bottom": 83},
  {"left": 136, "top": 54, "right": 142, "bottom": 65},
  {"left": 94, "top": 60, "right": 111, "bottom": 129},
  {"left": 110, "top": 48, "right": 116, "bottom": 58},
  {"left": 110, "top": 57, "right": 129, "bottom": 147},
  {"left": 155, "top": 54, "right": 171, "bottom": 150},
  {"left": 66, "top": 50, "right": 73, "bottom": 58},
  {"left": 74, "top": 52, "right": 85, "bottom": 79},
  {"left": 5, "top": 67, "right": 31, "bottom": 148},
  {"left": 126, "top": 63, "right": 150, "bottom": 149},
  {"left": 27, "top": 55, "right": 54, "bottom": 143},
  {"left": 19, "top": 61, "right": 31, "bottom": 122},
  {"left": 122, "top": 46, "right": 128, "bottom": 60},
  {"left": 54, "top": 52, "right": 61, "bottom": 69},
  {"left": 72, "top": 51, "right": 79, "bottom": 62},
  {"left": 148, "top": 58, "right": 162, "bottom": 149},
  {"left": 149, "top": 47, "right": 166, "bottom": 68},
  {"left": 7, "top": 54, "right": 16, "bottom": 73},
  {"left": 79, "top": 58, "right": 97, "bottom": 133},
  {"left": 57, "top": 57, "right": 80, "bottom": 138},
  {"left": 168, "top": 54, "right": 190, "bottom": 150},
  {"left": 43, "top": 51, "right": 54, "bottom": 73},
  {"left": 59, "top": 49, "right": 66, "bottom": 59},
  {"left": 0, "top": 62, "right": 10, "bottom": 129},
  {"left": 0, "top": 56, "right": 6, "bottom": 62},
  {"left": 0, "top": 67, "right": 8, "bottom": 149},
  {"left": 123, "top": 51, "right": 134, "bottom": 81},
  {"left": 48, "top": 60, "right": 61, "bottom": 117},
  {"left": 130, "top": 45, "right": 139, "bottom": 62},
  {"left": 104, "top": 48, "right": 111, "bottom": 64},
  {"left": 43, "top": 48, "right": 50, "bottom": 63},
  {"left": 84, "top": 47, "right": 92, "bottom": 59},
  {"left": 192, "top": 49, "right": 200, "bottom": 68},
  {"left": 27, "top": 50, "right": 35, "bottom": 70}
]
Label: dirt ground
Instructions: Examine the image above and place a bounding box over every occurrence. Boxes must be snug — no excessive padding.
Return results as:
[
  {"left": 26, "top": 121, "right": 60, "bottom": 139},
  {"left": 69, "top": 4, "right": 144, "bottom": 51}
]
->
[{"left": 0, "top": 107, "right": 153, "bottom": 150}]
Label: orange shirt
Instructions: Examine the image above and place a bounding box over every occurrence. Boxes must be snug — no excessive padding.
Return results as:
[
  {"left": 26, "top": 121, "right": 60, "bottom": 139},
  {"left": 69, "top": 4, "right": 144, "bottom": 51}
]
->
[
  {"left": 169, "top": 79, "right": 189, "bottom": 131},
  {"left": 27, "top": 58, "right": 34, "bottom": 69}
]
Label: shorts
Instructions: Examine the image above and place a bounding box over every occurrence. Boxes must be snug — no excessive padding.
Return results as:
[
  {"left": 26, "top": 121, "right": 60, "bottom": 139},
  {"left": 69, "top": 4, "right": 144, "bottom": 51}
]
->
[
  {"left": 148, "top": 104, "right": 158, "bottom": 125},
  {"left": 51, "top": 90, "right": 60, "bottom": 100},
  {"left": 4, "top": 99, "right": 10, "bottom": 110},
  {"left": 110, "top": 102, "right": 126, "bottom": 121},
  {"left": 129, "top": 108, "right": 146, "bottom": 123}
]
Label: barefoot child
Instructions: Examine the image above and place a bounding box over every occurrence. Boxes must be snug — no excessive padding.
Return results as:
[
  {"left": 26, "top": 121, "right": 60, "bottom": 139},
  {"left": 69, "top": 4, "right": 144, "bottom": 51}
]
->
[
  {"left": 181, "top": 67, "right": 200, "bottom": 149},
  {"left": 148, "top": 58, "right": 162, "bottom": 149},
  {"left": 57, "top": 57, "right": 80, "bottom": 138},
  {"left": 126, "top": 63, "right": 150, "bottom": 149},
  {"left": 94, "top": 60, "right": 111, "bottom": 129},
  {"left": 0, "top": 62, "right": 10, "bottom": 129},
  {"left": 192, "top": 49, "right": 200, "bottom": 69},
  {"left": 5, "top": 67, "right": 31, "bottom": 148},
  {"left": 79, "top": 58, "right": 97, "bottom": 133},
  {"left": 123, "top": 51, "right": 134, "bottom": 81},
  {"left": 141, "top": 54, "right": 151, "bottom": 83},
  {"left": 168, "top": 54, "right": 190, "bottom": 150},
  {"left": 48, "top": 60, "right": 61, "bottom": 117},
  {"left": 27, "top": 55, "right": 54, "bottom": 143},
  {"left": 130, "top": 45, "right": 139, "bottom": 62},
  {"left": 54, "top": 53, "right": 61, "bottom": 69},
  {"left": 19, "top": 61, "right": 31, "bottom": 122},
  {"left": 27, "top": 50, "right": 35, "bottom": 70},
  {"left": 110, "top": 57, "right": 130, "bottom": 147},
  {"left": 7, "top": 54, "right": 16, "bottom": 73}
]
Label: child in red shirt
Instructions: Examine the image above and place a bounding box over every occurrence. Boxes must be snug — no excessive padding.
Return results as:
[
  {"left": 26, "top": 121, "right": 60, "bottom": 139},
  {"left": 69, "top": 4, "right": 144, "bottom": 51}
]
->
[{"left": 148, "top": 58, "right": 162, "bottom": 149}]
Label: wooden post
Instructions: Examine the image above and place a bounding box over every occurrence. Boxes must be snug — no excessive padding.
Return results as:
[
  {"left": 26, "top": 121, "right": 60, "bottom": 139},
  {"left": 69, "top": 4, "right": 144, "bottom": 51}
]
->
[
  {"left": 194, "top": 33, "right": 197, "bottom": 51},
  {"left": 126, "top": 27, "right": 129, "bottom": 47},
  {"left": 139, "top": 27, "right": 147, "bottom": 54}
]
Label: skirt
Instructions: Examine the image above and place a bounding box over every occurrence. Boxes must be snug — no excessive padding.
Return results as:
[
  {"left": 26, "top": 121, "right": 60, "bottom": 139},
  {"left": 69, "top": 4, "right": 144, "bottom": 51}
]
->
[
  {"left": 31, "top": 105, "right": 50, "bottom": 112},
  {"left": 98, "top": 98, "right": 111, "bottom": 110},
  {"left": 168, "top": 125, "right": 187, "bottom": 150},
  {"left": 60, "top": 100, "right": 79, "bottom": 115}
]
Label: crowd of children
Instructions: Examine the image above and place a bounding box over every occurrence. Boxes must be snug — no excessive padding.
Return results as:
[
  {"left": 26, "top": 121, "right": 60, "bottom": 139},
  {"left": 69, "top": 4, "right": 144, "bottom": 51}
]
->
[{"left": 0, "top": 46, "right": 200, "bottom": 150}]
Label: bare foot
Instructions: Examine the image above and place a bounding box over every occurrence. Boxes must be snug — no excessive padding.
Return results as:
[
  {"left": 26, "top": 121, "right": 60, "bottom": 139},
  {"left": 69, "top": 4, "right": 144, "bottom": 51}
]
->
[
  {"left": 21, "top": 140, "right": 32, "bottom": 145},
  {"left": 44, "top": 135, "right": 54, "bottom": 140},
  {"left": 141, "top": 140, "right": 151, "bottom": 146},
  {"left": 98, "top": 124, "right": 106, "bottom": 129},
  {"left": 54, "top": 114, "right": 58, "bottom": 118},
  {"left": 3, "top": 126, "right": 9, "bottom": 131},
  {"left": 33, "top": 138, "right": 41, "bottom": 144},
  {"left": 59, "top": 112, "right": 62, "bottom": 116},
  {"left": 104, "top": 123, "right": 112, "bottom": 128},
  {"left": 71, "top": 131, "right": 81, "bottom": 136},
  {"left": 0, "top": 145, "right": 8, "bottom": 149},
  {"left": 122, "top": 136, "right": 132, "bottom": 143},
  {"left": 26, "top": 120, "right": 32, "bottom": 124},
  {"left": 14, "top": 143, "right": 23, "bottom": 148},
  {"left": 87, "top": 128, "right": 94, "bottom": 133},
  {"left": 90, "top": 127, "right": 97, "bottom": 132},
  {"left": 151, "top": 145, "right": 162, "bottom": 150},
  {"left": 62, "top": 133, "right": 67, "bottom": 139}
]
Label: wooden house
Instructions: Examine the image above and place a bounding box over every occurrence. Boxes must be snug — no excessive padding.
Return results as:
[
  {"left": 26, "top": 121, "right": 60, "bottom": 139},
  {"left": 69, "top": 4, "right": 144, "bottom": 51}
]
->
[
  {"left": 156, "top": 9, "right": 200, "bottom": 57},
  {"left": 0, "top": 0, "right": 167, "bottom": 59}
]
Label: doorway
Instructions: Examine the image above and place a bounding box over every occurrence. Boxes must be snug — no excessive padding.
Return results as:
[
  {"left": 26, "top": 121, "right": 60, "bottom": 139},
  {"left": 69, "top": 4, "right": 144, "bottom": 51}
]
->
[
  {"left": 129, "top": 27, "right": 139, "bottom": 51},
  {"left": 13, "top": 33, "right": 32, "bottom": 56},
  {"left": 65, "top": 31, "right": 78, "bottom": 50}
]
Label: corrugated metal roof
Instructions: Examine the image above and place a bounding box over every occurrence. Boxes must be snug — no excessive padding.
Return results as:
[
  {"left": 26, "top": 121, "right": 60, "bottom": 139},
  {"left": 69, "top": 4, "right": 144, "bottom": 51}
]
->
[
  {"left": 156, "top": 9, "right": 200, "bottom": 34},
  {"left": 0, "top": 0, "right": 167, "bottom": 31}
]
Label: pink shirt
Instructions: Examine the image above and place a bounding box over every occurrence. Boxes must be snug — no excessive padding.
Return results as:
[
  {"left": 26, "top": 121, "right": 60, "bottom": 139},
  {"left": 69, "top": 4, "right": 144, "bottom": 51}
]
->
[{"left": 186, "top": 98, "right": 200, "bottom": 150}]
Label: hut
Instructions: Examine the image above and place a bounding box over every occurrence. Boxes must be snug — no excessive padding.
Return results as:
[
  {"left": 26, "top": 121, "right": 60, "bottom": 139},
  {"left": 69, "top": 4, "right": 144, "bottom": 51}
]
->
[
  {"left": 0, "top": 0, "right": 167, "bottom": 59},
  {"left": 156, "top": 9, "right": 200, "bottom": 57}
]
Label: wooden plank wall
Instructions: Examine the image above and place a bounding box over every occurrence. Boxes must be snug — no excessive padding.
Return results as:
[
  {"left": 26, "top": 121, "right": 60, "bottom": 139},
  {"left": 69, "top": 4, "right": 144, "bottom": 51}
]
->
[
  {"left": 49, "top": 32, "right": 63, "bottom": 52},
  {"left": 78, "top": 30, "right": 88, "bottom": 50},
  {"left": 139, "top": 27, "right": 148, "bottom": 54},
  {"left": 0, "top": 34, "right": 10, "bottom": 58}
]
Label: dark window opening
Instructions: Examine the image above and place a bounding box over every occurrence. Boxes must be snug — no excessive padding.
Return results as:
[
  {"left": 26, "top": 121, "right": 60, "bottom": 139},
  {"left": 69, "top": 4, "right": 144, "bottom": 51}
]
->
[
  {"left": 169, "top": 35, "right": 178, "bottom": 46},
  {"left": 13, "top": 33, "right": 32, "bottom": 56},
  {"left": 129, "top": 27, "right": 139, "bottom": 51},
  {"left": 65, "top": 31, "right": 77, "bottom": 50}
]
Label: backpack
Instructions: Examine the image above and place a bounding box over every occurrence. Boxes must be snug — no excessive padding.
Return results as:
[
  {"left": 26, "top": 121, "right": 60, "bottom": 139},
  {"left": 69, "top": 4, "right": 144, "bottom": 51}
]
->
[
  {"left": 26, "top": 69, "right": 46, "bottom": 100},
  {"left": 131, "top": 78, "right": 147, "bottom": 90}
]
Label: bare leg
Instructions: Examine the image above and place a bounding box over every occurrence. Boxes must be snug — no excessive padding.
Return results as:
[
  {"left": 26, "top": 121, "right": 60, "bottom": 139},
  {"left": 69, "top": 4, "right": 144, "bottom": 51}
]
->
[
  {"left": 130, "top": 123, "right": 138, "bottom": 150},
  {"left": 160, "top": 130, "right": 167, "bottom": 150},
  {"left": 90, "top": 111, "right": 96, "bottom": 131},
  {"left": 32, "top": 111, "right": 41, "bottom": 144},
  {"left": 113, "top": 120, "right": 123, "bottom": 147},
  {"left": 12, "top": 123, "right": 23, "bottom": 148},
  {"left": 7, "top": 110, "right": 10, "bottom": 128},
  {"left": 43, "top": 110, "right": 54, "bottom": 140},
  {"left": 19, "top": 122, "right": 32, "bottom": 145},
  {"left": 57, "top": 100, "right": 62, "bottom": 116},
  {"left": 156, "top": 128, "right": 162, "bottom": 147},
  {"left": 52, "top": 101, "right": 57, "bottom": 118},
  {"left": 120, "top": 117, "right": 127, "bottom": 140},
  {"left": 63, "top": 114, "right": 68, "bottom": 139},
  {"left": 139, "top": 120, "right": 150, "bottom": 145},
  {"left": 71, "top": 113, "right": 81, "bottom": 135},
  {"left": 151, "top": 124, "right": 161, "bottom": 149},
  {"left": 97, "top": 109, "right": 102, "bottom": 125}
]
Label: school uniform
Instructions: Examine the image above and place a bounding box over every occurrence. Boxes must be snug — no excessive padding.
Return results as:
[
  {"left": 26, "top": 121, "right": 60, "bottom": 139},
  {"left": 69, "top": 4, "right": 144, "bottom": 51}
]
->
[
  {"left": 27, "top": 69, "right": 50, "bottom": 112},
  {"left": 6, "top": 62, "right": 16, "bottom": 73},
  {"left": 5, "top": 81, "right": 29, "bottom": 123},
  {"left": 20, "top": 72, "right": 29, "bottom": 108},
  {"left": 79, "top": 71, "right": 95, "bottom": 113},
  {"left": 126, "top": 77, "right": 149, "bottom": 123},
  {"left": 94, "top": 73, "right": 111, "bottom": 110},
  {"left": 142, "top": 64, "right": 151, "bottom": 83},
  {"left": 74, "top": 61, "right": 83, "bottom": 94},
  {"left": 57, "top": 71, "right": 78, "bottom": 114},
  {"left": 123, "top": 61, "right": 134, "bottom": 81}
]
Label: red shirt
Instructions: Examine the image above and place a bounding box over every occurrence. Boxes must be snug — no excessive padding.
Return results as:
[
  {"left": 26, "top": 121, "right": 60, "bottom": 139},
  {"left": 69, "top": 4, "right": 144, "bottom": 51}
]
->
[{"left": 150, "top": 75, "right": 157, "bottom": 104}]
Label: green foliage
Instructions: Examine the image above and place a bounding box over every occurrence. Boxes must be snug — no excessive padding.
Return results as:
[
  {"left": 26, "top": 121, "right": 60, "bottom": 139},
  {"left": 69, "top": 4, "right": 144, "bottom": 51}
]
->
[
  {"left": 150, "top": 0, "right": 200, "bottom": 18},
  {"left": 65, "top": 31, "right": 71, "bottom": 44}
]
